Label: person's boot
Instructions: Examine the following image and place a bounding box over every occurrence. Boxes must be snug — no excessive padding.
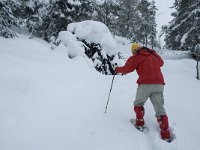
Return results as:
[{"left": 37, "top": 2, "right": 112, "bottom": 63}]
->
[
  {"left": 134, "top": 106, "right": 145, "bottom": 127},
  {"left": 157, "top": 115, "right": 171, "bottom": 140}
]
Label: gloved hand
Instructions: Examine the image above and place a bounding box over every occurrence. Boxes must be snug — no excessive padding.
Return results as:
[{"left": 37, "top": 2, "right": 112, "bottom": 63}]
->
[
  {"left": 112, "top": 63, "right": 118, "bottom": 74},
  {"left": 114, "top": 67, "right": 124, "bottom": 76},
  {"left": 114, "top": 67, "right": 120, "bottom": 73}
]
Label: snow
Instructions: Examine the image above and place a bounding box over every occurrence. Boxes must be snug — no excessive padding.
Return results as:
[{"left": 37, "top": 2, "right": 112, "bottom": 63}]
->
[
  {"left": 0, "top": 36, "right": 200, "bottom": 150},
  {"left": 67, "top": 20, "right": 118, "bottom": 56},
  {"left": 56, "top": 31, "right": 86, "bottom": 58},
  {"left": 180, "top": 33, "right": 188, "bottom": 47},
  {"left": 68, "top": 0, "right": 81, "bottom": 6},
  {"left": 57, "top": 21, "right": 122, "bottom": 71}
]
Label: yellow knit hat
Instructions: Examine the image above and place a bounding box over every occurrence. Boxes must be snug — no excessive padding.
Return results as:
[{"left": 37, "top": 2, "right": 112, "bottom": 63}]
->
[{"left": 131, "top": 43, "right": 141, "bottom": 54}]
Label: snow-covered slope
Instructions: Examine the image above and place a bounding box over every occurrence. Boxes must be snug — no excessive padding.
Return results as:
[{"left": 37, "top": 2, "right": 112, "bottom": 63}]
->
[{"left": 0, "top": 37, "right": 200, "bottom": 150}]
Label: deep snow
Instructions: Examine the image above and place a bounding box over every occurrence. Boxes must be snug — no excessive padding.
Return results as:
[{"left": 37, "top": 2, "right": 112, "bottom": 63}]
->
[{"left": 0, "top": 37, "right": 200, "bottom": 150}]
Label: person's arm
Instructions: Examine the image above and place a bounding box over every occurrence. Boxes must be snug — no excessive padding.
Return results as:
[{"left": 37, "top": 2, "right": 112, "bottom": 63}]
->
[{"left": 115, "top": 55, "right": 138, "bottom": 74}]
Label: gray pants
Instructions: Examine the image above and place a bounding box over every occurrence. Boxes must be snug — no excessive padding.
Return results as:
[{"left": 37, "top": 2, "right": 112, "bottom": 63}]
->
[{"left": 134, "top": 84, "right": 166, "bottom": 117}]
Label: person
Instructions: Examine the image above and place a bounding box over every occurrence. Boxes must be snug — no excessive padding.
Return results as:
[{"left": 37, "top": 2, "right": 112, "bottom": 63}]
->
[{"left": 114, "top": 43, "right": 171, "bottom": 141}]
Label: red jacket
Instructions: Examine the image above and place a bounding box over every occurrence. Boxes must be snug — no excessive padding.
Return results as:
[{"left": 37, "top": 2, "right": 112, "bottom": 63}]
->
[{"left": 115, "top": 48, "right": 165, "bottom": 85}]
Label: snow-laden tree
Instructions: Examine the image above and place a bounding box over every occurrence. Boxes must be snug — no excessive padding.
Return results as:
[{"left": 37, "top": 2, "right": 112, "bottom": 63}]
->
[
  {"left": 73, "top": 0, "right": 94, "bottom": 22},
  {"left": 36, "top": 0, "right": 75, "bottom": 42},
  {"left": 83, "top": 41, "right": 117, "bottom": 75},
  {"left": 16, "top": 0, "right": 44, "bottom": 38},
  {"left": 0, "top": 0, "right": 159, "bottom": 46},
  {"left": 114, "top": 0, "right": 158, "bottom": 46},
  {"left": 116, "top": 0, "right": 140, "bottom": 40},
  {"left": 36, "top": 0, "right": 94, "bottom": 42},
  {"left": 165, "top": 0, "right": 200, "bottom": 51},
  {"left": 136, "top": 0, "right": 158, "bottom": 48},
  {"left": 57, "top": 21, "right": 123, "bottom": 75},
  {"left": 93, "top": 0, "right": 120, "bottom": 35},
  {"left": 0, "top": 0, "right": 19, "bottom": 38},
  {"left": 136, "top": 0, "right": 151, "bottom": 45},
  {"left": 165, "top": 0, "right": 200, "bottom": 80},
  {"left": 193, "top": 44, "right": 200, "bottom": 80},
  {"left": 148, "top": 0, "right": 158, "bottom": 49}
]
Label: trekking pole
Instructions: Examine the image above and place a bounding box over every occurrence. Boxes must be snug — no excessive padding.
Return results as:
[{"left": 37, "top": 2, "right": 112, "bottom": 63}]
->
[{"left": 105, "top": 74, "right": 116, "bottom": 114}]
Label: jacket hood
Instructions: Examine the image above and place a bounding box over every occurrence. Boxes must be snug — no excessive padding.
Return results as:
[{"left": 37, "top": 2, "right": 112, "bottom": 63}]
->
[{"left": 138, "top": 49, "right": 152, "bottom": 56}]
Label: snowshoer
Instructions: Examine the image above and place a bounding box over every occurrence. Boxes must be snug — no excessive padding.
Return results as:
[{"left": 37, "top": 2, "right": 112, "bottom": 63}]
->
[{"left": 114, "top": 43, "right": 171, "bottom": 141}]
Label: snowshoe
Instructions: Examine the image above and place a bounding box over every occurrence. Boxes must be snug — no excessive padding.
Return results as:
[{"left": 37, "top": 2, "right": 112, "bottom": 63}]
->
[{"left": 130, "top": 119, "right": 148, "bottom": 133}]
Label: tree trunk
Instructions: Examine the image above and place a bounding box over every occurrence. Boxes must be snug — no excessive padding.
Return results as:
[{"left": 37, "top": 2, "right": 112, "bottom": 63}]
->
[{"left": 197, "top": 59, "right": 199, "bottom": 80}]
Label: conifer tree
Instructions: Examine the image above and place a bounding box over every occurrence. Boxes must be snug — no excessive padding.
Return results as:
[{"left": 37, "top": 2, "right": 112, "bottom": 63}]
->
[
  {"left": 93, "top": 0, "right": 120, "bottom": 34},
  {"left": 165, "top": 0, "right": 200, "bottom": 51},
  {"left": 37, "top": 0, "right": 74, "bottom": 41},
  {"left": 83, "top": 41, "right": 116, "bottom": 75},
  {"left": 36, "top": 0, "right": 94, "bottom": 42},
  {"left": 18, "top": 0, "right": 44, "bottom": 38},
  {"left": 116, "top": 0, "right": 140, "bottom": 40},
  {"left": 194, "top": 44, "right": 200, "bottom": 80},
  {"left": 72, "top": 0, "right": 94, "bottom": 22},
  {"left": 148, "top": 0, "right": 158, "bottom": 49},
  {"left": 113, "top": 0, "right": 138, "bottom": 40},
  {"left": 136, "top": 0, "right": 158, "bottom": 48},
  {"left": 0, "top": 0, "right": 19, "bottom": 38},
  {"left": 136, "top": 0, "right": 151, "bottom": 46}
]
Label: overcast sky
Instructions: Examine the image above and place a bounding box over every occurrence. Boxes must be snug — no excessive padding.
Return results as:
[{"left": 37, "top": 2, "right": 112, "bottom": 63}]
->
[{"left": 154, "top": 0, "right": 175, "bottom": 34}]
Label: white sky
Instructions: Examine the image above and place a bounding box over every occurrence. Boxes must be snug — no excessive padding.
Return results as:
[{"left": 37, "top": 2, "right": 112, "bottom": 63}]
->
[{"left": 154, "top": 0, "right": 175, "bottom": 34}]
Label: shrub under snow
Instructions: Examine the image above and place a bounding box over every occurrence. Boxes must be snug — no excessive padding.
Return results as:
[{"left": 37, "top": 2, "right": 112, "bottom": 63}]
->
[{"left": 56, "top": 20, "right": 124, "bottom": 75}]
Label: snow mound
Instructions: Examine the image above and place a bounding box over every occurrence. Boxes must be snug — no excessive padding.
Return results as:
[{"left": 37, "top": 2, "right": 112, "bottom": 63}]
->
[
  {"left": 57, "top": 31, "right": 86, "bottom": 58},
  {"left": 67, "top": 20, "right": 117, "bottom": 56},
  {"left": 56, "top": 20, "right": 125, "bottom": 75}
]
